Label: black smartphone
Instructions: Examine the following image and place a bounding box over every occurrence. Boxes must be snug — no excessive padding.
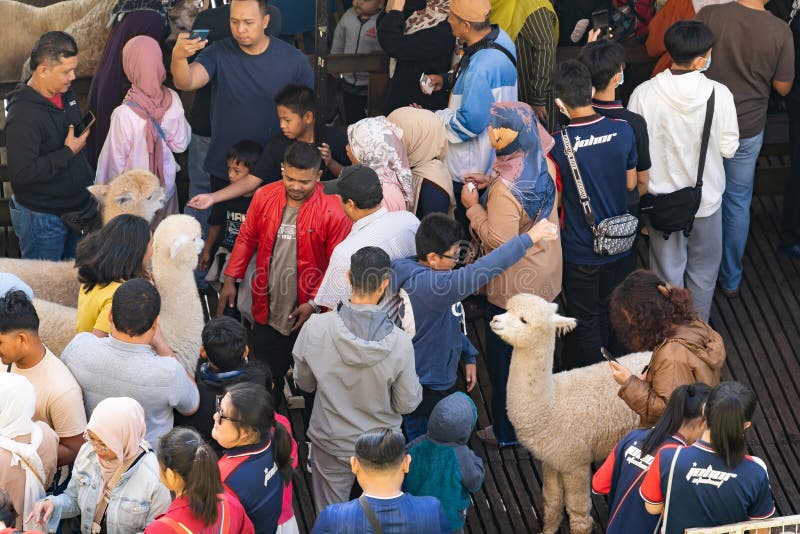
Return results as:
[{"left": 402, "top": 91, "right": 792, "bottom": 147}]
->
[
  {"left": 601, "top": 347, "right": 617, "bottom": 363},
  {"left": 591, "top": 9, "right": 611, "bottom": 40},
  {"left": 74, "top": 111, "right": 95, "bottom": 137},
  {"left": 189, "top": 29, "right": 210, "bottom": 41}
]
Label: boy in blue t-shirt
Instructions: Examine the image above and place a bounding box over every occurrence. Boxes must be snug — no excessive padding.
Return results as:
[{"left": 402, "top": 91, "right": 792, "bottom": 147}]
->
[
  {"left": 548, "top": 60, "right": 638, "bottom": 370},
  {"left": 313, "top": 428, "right": 450, "bottom": 534}
]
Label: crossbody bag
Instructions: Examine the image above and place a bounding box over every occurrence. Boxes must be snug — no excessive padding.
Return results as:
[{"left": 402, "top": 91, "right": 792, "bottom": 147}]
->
[
  {"left": 560, "top": 126, "right": 638, "bottom": 257},
  {"left": 359, "top": 495, "right": 384, "bottom": 534},
  {"left": 640, "top": 89, "right": 715, "bottom": 240}
]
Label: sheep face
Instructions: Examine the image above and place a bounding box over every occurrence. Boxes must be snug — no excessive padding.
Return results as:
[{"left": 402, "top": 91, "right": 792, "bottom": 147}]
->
[
  {"left": 491, "top": 293, "right": 577, "bottom": 349},
  {"left": 88, "top": 170, "right": 166, "bottom": 224},
  {"left": 153, "top": 214, "right": 204, "bottom": 271}
]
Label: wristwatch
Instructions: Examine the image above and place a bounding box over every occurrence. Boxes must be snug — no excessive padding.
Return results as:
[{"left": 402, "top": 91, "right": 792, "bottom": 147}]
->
[{"left": 307, "top": 299, "right": 321, "bottom": 314}]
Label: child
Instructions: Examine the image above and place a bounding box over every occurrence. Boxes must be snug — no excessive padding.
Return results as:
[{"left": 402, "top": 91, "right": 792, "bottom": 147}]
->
[
  {"left": 186, "top": 84, "right": 348, "bottom": 211},
  {"left": 391, "top": 213, "right": 559, "bottom": 440},
  {"left": 404, "top": 392, "right": 484, "bottom": 534},
  {"left": 331, "top": 0, "right": 385, "bottom": 123}
]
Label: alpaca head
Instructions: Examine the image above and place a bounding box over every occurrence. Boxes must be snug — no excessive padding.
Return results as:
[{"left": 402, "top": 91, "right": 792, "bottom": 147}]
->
[
  {"left": 88, "top": 170, "right": 166, "bottom": 224},
  {"left": 166, "top": 0, "right": 209, "bottom": 42},
  {"left": 491, "top": 294, "right": 577, "bottom": 350},
  {"left": 152, "top": 214, "right": 203, "bottom": 272}
]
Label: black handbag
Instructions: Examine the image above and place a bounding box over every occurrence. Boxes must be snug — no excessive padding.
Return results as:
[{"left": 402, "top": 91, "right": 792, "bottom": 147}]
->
[
  {"left": 59, "top": 197, "right": 102, "bottom": 236},
  {"left": 640, "top": 89, "right": 715, "bottom": 239}
]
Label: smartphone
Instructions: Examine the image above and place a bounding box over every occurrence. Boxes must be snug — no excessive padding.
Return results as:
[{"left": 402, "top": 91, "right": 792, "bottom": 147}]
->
[
  {"left": 591, "top": 9, "right": 611, "bottom": 40},
  {"left": 189, "top": 29, "right": 210, "bottom": 41},
  {"left": 419, "top": 73, "right": 435, "bottom": 95},
  {"left": 74, "top": 111, "right": 95, "bottom": 137},
  {"left": 601, "top": 347, "right": 617, "bottom": 363}
]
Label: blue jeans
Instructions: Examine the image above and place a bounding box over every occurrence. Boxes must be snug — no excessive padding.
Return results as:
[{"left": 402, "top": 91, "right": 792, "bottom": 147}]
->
[
  {"left": 183, "top": 133, "right": 212, "bottom": 288},
  {"left": 485, "top": 302, "right": 518, "bottom": 445},
  {"left": 10, "top": 197, "right": 81, "bottom": 260},
  {"left": 719, "top": 131, "right": 764, "bottom": 291},
  {"left": 403, "top": 414, "right": 429, "bottom": 443}
]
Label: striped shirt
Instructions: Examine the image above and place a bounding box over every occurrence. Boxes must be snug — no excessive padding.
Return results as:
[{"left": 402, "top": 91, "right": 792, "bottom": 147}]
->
[{"left": 516, "top": 8, "right": 558, "bottom": 131}]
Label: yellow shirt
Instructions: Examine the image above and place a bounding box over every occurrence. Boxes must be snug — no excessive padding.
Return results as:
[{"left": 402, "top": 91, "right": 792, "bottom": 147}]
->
[{"left": 75, "top": 281, "right": 123, "bottom": 334}]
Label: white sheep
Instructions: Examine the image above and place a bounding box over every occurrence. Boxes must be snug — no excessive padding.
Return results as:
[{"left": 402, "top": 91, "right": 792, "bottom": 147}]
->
[
  {"left": 0, "top": 170, "right": 166, "bottom": 307},
  {"left": 490, "top": 293, "right": 651, "bottom": 534},
  {"left": 36, "top": 214, "right": 204, "bottom": 374}
]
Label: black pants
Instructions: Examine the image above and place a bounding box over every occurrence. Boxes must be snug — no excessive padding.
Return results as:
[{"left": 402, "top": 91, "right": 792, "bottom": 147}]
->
[
  {"left": 249, "top": 322, "right": 299, "bottom": 408},
  {"left": 781, "top": 97, "right": 800, "bottom": 247},
  {"left": 561, "top": 257, "right": 633, "bottom": 370}
]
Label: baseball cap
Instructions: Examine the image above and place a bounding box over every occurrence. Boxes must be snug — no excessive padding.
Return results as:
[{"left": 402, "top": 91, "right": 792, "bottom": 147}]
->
[
  {"left": 450, "top": 0, "right": 492, "bottom": 23},
  {"left": 323, "top": 165, "right": 384, "bottom": 208}
]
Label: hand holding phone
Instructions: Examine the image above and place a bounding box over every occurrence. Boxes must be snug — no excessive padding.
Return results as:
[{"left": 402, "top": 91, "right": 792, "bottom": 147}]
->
[
  {"left": 74, "top": 111, "right": 95, "bottom": 138},
  {"left": 601, "top": 347, "right": 617, "bottom": 363},
  {"left": 591, "top": 9, "right": 611, "bottom": 40},
  {"left": 189, "top": 29, "right": 210, "bottom": 41}
]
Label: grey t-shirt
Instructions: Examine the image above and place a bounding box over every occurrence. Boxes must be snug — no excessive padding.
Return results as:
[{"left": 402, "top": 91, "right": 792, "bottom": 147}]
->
[
  {"left": 268, "top": 206, "right": 299, "bottom": 336},
  {"left": 61, "top": 333, "right": 199, "bottom": 448}
]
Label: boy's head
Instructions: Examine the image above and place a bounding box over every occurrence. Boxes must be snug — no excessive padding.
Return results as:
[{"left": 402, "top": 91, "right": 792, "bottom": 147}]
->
[
  {"left": 353, "top": 0, "right": 384, "bottom": 17},
  {"left": 553, "top": 60, "right": 593, "bottom": 115},
  {"left": 0, "top": 290, "right": 41, "bottom": 367},
  {"left": 201, "top": 316, "right": 249, "bottom": 371},
  {"left": 227, "top": 140, "right": 262, "bottom": 182},
  {"left": 665, "top": 21, "right": 714, "bottom": 70},
  {"left": 578, "top": 40, "right": 625, "bottom": 91},
  {"left": 282, "top": 141, "right": 322, "bottom": 203},
  {"left": 416, "top": 213, "right": 465, "bottom": 271},
  {"left": 275, "top": 83, "right": 315, "bottom": 140},
  {"left": 110, "top": 279, "right": 161, "bottom": 339},
  {"left": 348, "top": 246, "right": 391, "bottom": 300},
  {"left": 350, "top": 428, "right": 410, "bottom": 487}
]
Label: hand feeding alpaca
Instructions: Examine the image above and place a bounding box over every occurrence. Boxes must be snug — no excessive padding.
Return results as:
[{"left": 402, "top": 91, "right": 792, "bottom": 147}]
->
[
  {"left": 491, "top": 294, "right": 651, "bottom": 534},
  {"left": 0, "top": 170, "right": 165, "bottom": 307}
]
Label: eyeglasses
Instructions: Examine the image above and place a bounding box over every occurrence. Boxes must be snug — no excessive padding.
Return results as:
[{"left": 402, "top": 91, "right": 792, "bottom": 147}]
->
[
  {"left": 83, "top": 430, "right": 109, "bottom": 454},
  {"left": 215, "top": 396, "right": 243, "bottom": 424}
]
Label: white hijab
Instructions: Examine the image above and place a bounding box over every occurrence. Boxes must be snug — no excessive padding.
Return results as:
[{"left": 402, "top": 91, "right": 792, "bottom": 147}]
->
[{"left": 0, "top": 373, "right": 47, "bottom": 529}]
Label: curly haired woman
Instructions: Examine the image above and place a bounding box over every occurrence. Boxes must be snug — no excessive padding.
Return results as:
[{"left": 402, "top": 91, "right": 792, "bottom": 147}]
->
[{"left": 607, "top": 270, "right": 726, "bottom": 427}]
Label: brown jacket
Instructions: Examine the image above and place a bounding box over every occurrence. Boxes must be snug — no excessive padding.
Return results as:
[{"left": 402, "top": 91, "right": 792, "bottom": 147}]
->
[
  {"left": 466, "top": 179, "right": 562, "bottom": 309},
  {"left": 619, "top": 319, "right": 726, "bottom": 427}
]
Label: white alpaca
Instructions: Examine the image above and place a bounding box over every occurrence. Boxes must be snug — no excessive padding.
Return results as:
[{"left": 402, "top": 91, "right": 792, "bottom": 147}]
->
[
  {"left": 490, "top": 294, "right": 651, "bottom": 534},
  {"left": 36, "top": 215, "right": 204, "bottom": 374},
  {"left": 151, "top": 214, "right": 204, "bottom": 375},
  {"left": 0, "top": 170, "right": 166, "bottom": 307}
]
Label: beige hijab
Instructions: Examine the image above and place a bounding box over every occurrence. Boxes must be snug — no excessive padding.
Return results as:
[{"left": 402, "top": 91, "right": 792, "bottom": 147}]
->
[
  {"left": 86, "top": 397, "right": 148, "bottom": 485},
  {"left": 387, "top": 107, "right": 456, "bottom": 216}
]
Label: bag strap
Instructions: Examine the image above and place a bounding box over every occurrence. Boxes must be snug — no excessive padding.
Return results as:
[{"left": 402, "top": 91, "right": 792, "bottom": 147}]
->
[
  {"left": 491, "top": 42, "right": 517, "bottom": 68},
  {"left": 696, "top": 89, "right": 715, "bottom": 189},
  {"left": 157, "top": 517, "right": 193, "bottom": 534},
  {"left": 560, "top": 126, "right": 597, "bottom": 234},
  {"left": 91, "top": 448, "right": 146, "bottom": 534},
  {"left": 661, "top": 445, "right": 683, "bottom": 534},
  {"left": 358, "top": 495, "right": 384, "bottom": 534}
]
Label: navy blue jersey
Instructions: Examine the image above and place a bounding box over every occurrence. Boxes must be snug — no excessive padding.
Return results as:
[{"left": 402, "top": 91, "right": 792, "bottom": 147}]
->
[
  {"left": 641, "top": 440, "right": 774, "bottom": 534},
  {"left": 593, "top": 429, "right": 685, "bottom": 534},
  {"left": 550, "top": 115, "right": 637, "bottom": 265}
]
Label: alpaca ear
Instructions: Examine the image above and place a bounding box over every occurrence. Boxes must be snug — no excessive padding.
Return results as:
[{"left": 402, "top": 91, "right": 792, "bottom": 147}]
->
[
  {"left": 169, "top": 235, "right": 192, "bottom": 259},
  {"left": 552, "top": 314, "right": 577, "bottom": 336},
  {"left": 87, "top": 184, "right": 108, "bottom": 206}
]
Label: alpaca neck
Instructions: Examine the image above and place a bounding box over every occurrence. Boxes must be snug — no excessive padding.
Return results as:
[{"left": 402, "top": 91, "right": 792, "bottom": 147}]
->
[
  {"left": 151, "top": 260, "right": 197, "bottom": 308},
  {"left": 42, "top": 0, "right": 106, "bottom": 30},
  {"left": 505, "top": 336, "right": 557, "bottom": 432}
]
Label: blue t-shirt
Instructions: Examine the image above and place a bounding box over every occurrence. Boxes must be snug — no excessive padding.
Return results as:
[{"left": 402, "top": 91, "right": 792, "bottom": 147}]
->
[
  {"left": 312, "top": 493, "right": 450, "bottom": 534},
  {"left": 223, "top": 440, "right": 285, "bottom": 534},
  {"left": 196, "top": 37, "right": 314, "bottom": 179},
  {"left": 550, "top": 115, "right": 637, "bottom": 265},
  {"left": 640, "top": 440, "right": 775, "bottom": 534},
  {"left": 592, "top": 429, "right": 685, "bottom": 534}
]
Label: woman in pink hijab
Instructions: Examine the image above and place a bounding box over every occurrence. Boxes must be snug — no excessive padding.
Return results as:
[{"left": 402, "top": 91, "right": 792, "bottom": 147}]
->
[{"left": 97, "top": 35, "right": 191, "bottom": 222}]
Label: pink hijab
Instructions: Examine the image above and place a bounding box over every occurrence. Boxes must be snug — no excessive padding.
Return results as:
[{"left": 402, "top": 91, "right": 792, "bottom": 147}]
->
[
  {"left": 122, "top": 36, "right": 172, "bottom": 186},
  {"left": 86, "top": 397, "right": 148, "bottom": 485}
]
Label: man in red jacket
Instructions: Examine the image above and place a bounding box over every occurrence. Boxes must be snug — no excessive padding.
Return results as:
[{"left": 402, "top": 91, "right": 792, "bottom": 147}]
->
[{"left": 220, "top": 141, "right": 352, "bottom": 402}]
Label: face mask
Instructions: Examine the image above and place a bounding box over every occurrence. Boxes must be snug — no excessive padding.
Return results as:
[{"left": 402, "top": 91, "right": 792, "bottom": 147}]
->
[
  {"left": 700, "top": 54, "right": 711, "bottom": 73},
  {"left": 615, "top": 69, "right": 624, "bottom": 88}
]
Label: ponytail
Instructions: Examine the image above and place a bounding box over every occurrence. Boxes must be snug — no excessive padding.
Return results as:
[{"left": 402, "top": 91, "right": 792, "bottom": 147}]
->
[
  {"left": 705, "top": 382, "right": 757, "bottom": 468},
  {"left": 642, "top": 383, "right": 711, "bottom": 456},
  {"left": 273, "top": 420, "right": 294, "bottom": 486},
  {"left": 158, "top": 427, "right": 223, "bottom": 526}
]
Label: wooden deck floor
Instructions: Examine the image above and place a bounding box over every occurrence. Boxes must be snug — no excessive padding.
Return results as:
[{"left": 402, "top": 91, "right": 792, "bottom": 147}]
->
[{"left": 284, "top": 194, "right": 800, "bottom": 533}]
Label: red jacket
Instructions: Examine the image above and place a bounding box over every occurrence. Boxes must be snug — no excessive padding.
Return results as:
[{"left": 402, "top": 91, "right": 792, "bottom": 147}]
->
[
  {"left": 224, "top": 182, "right": 352, "bottom": 325},
  {"left": 143, "top": 493, "right": 254, "bottom": 534}
]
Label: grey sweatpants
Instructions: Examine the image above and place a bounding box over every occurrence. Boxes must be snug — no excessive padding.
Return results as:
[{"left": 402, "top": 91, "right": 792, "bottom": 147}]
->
[
  {"left": 311, "top": 443, "right": 355, "bottom": 513},
  {"left": 648, "top": 208, "right": 722, "bottom": 321}
]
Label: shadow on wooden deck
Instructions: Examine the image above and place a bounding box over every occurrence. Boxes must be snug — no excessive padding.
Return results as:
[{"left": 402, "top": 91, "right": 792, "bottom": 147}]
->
[{"left": 284, "top": 194, "right": 800, "bottom": 534}]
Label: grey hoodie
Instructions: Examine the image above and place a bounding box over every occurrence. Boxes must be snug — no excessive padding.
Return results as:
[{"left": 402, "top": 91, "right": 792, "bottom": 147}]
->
[{"left": 293, "top": 301, "right": 422, "bottom": 456}]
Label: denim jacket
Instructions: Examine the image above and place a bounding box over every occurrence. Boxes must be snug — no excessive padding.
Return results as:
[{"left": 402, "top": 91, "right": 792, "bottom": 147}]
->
[{"left": 44, "top": 443, "right": 171, "bottom": 533}]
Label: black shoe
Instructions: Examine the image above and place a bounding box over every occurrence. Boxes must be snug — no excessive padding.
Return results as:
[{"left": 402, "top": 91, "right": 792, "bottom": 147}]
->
[
  {"left": 779, "top": 244, "right": 800, "bottom": 259},
  {"left": 718, "top": 283, "right": 739, "bottom": 299}
]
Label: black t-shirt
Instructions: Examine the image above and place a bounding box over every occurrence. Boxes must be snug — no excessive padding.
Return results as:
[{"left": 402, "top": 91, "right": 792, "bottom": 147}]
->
[
  {"left": 250, "top": 127, "right": 349, "bottom": 183},
  {"left": 592, "top": 99, "right": 651, "bottom": 172},
  {"left": 208, "top": 194, "right": 253, "bottom": 250}
]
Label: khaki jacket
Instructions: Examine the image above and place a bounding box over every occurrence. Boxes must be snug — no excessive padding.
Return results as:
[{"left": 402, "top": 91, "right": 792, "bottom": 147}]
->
[
  {"left": 466, "top": 179, "right": 562, "bottom": 308},
  {"left": 619, "top": 319, "right": 726, "bottom": 427}
]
